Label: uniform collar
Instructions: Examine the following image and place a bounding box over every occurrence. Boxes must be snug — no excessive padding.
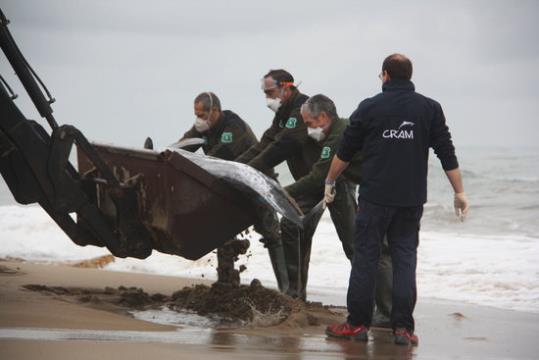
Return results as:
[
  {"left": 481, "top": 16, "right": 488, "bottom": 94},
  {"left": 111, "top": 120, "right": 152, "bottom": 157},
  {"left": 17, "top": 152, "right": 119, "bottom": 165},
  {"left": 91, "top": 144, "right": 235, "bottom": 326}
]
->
[
  {"left": 209, "top": 111, "right": 226, "bottom": 135},
  {"left": 276, "top": 90, "right": 300, "bottom": 118},
  {"left": 313, "top": 117, "right": 345, "bottom": 146},
  {"left": 382, "top": 79, "right": 415, "bottom": 92},
  {"left": 327, "top": 117, "right": 345, "bottom": 137}
]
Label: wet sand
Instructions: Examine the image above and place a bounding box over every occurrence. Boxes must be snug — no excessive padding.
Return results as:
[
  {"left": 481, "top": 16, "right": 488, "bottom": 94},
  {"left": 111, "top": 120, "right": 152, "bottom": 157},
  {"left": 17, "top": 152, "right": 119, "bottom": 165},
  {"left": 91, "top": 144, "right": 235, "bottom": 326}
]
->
[{"left": 1, "top": 260, "right": 538, "bottom": 359}]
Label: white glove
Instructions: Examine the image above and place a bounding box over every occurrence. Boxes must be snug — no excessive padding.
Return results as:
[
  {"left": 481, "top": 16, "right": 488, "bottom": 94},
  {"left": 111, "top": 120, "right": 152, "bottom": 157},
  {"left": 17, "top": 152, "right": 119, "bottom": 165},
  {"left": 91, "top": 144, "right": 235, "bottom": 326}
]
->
[
  {"left": 454, "top": 192, "right": 469, "bottom": 221},
  {"left": 324, "top": 181, "right": 336, "bottom": 205}
]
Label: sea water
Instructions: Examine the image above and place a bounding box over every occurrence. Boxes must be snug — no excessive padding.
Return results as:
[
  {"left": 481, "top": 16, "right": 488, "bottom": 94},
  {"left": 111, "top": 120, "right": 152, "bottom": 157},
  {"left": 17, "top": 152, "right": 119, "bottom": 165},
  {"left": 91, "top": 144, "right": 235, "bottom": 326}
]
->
[{"left": 0, "top": 146, "right": 538, "bottom": 313}]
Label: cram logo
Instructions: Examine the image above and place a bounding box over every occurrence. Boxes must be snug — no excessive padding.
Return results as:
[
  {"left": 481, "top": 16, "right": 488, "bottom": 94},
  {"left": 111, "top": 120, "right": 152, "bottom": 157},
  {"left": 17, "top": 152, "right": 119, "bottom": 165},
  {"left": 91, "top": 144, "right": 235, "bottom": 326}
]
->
[
  {"left": 383, "top": 121, "right": 415, "bottom": 140},
  {"left": 398, "top": 121, "right": 415, "bottom": 129}
]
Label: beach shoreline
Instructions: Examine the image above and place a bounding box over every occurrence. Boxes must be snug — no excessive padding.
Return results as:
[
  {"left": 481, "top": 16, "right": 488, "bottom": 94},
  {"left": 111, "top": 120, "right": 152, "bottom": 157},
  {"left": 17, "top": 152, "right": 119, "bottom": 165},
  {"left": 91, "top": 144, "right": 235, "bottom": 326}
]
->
[{"left": 1, "top": 260, "right": 538, "bottom": 359}]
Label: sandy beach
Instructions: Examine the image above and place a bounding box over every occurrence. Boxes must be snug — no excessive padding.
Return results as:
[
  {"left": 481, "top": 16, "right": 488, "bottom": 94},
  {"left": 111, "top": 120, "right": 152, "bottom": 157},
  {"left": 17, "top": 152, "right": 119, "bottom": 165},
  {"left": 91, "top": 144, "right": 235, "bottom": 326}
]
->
[{"left": 0, "top": 259, "right": 537, "bottom": 360}]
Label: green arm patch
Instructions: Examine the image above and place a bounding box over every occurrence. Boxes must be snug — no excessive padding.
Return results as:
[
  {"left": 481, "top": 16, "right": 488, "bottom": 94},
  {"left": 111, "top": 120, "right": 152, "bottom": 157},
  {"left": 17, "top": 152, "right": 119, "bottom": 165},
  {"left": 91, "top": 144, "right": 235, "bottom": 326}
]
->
[
  {"left": 221, "top": 132, "right": 233, "bottom": 143},
  {"left": 285, "top": 117, "right": 297, "bottom": 129},
  {"left": 321, "top": 146, "right": 331, "bottom": 159}
]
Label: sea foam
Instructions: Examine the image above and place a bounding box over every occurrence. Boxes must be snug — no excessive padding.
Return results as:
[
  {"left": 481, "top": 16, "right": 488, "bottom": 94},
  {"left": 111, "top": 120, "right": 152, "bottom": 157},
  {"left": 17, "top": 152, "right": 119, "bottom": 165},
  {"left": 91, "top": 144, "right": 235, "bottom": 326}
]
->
[{"left": 0, "top": 204, "right": 537, "bottom": 313}]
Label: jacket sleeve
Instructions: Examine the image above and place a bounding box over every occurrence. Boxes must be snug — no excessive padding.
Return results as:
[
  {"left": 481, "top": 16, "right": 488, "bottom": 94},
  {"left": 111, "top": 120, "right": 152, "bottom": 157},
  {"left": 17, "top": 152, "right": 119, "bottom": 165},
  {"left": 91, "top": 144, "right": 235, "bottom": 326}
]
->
[
  {"left": 429, "top": 101, "right": 459, "bottom": 171},
  {"left": 235, "top": 126, "right": 276, "bottom": 164},
  {"left": 285, "top": 135, "right": 340, "bottom": 198},
  {"left": 245, "top": 110, "right": 307, "bottom": 173},
  {"left": 207, "top": 121, "right": 252, "bottom": 161},
  {"left": 337, "top": 105, "right": 366, "bottom": 162},
  {"left": 178, "top": 126, "right": 204, "bottom": 153}
]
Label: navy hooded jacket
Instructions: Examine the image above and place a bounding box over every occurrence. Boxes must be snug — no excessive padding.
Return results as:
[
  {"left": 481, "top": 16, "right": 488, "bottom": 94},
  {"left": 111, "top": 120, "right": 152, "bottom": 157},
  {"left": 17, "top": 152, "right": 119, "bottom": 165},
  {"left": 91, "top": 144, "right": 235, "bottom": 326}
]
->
[{"left": 337, "top": 79, "right": 458, "bottom": 207}]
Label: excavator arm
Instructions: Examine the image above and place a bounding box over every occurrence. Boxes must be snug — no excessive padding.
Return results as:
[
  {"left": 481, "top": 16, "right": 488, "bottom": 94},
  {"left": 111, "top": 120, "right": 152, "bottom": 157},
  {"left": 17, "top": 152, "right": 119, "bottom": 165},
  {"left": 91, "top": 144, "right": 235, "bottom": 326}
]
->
[
  {"left": 0, "top": 8, "right": 154, "bottom": 258},
  {"left": 0, "top": 8, "right": 299, "bottom": 261}
]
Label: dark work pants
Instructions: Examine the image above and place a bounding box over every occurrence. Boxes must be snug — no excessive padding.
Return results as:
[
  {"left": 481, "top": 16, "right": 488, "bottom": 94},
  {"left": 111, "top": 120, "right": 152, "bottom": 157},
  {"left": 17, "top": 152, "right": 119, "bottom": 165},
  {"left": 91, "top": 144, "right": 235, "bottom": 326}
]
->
[
  {"left": 347, "top": 198, "right": 423, "bottom": 332},
  {"left": 282, "top": 181, "right": 373, "bottom": 300}
]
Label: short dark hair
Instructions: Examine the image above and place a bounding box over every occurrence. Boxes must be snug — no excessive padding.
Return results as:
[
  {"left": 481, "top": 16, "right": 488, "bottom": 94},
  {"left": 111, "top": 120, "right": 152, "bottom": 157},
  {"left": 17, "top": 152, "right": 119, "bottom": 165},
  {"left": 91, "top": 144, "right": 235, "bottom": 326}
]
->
[
  {"left": 264, "top": 69, "right": 296, "bottom": 90},
  {"left": 302, "top": 94, "right": 338, "bottom": 120},
  {"left": 194, "top": 92, "right": 221, "bottom": 111},
  {"left": 382, "top": 54, "right": 413, "bottom": 80}
]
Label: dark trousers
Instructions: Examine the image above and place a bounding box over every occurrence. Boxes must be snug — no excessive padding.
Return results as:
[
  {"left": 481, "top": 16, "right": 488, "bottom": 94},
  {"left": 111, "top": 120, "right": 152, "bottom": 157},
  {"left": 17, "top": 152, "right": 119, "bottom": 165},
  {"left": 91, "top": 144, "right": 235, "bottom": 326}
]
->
[
  {"left": 347, "top": 198, "right": 423, "bottom": 331},
  {"left": 281, "top": 181, "right": 383, "bottom": 301}
]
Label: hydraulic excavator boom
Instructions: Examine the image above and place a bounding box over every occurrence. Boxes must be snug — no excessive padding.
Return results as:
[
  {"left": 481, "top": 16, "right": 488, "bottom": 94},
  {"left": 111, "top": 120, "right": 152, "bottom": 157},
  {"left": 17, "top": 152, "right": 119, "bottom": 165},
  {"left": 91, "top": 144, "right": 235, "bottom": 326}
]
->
[{"left": 0, "top": 8, "right": 301, "bottom": 261}]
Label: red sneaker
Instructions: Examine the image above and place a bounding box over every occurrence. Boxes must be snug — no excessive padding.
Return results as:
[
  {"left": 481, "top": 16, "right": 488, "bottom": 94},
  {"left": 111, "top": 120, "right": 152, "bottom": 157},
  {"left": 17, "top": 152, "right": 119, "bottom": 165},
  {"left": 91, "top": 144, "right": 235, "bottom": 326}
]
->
[
  {"left": 325, "top": 322, "right": 369, "bottom": 341},
  {"left": 393, "top": 328, "right": 418, "bottom": 346}
]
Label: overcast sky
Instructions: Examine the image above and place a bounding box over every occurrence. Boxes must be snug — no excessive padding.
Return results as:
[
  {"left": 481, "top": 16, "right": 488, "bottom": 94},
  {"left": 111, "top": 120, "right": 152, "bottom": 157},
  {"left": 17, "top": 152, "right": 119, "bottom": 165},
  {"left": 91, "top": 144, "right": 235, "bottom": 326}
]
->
[{"left": 1, "top": 0, "right": 538, "bottom": 149}]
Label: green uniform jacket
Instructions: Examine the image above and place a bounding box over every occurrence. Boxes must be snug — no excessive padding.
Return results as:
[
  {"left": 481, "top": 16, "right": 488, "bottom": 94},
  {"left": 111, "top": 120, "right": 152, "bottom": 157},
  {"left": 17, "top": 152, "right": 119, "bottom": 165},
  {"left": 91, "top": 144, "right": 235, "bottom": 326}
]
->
[
  {"left": 236, "top": 90, "right": 312, "bottom": 179},
  {"left": 285, "top": 117, "right": 362, "bottom": 198},
  {"left": 180, "top": 110, "right": 257, "bottom": 161}
]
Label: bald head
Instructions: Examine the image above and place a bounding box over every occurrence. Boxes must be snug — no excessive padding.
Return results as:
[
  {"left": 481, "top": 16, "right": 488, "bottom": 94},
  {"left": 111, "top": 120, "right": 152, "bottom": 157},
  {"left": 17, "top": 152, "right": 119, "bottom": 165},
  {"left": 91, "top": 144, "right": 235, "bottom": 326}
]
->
[{"left": 382, "top": 53, "right": 413, "bottom": 80}]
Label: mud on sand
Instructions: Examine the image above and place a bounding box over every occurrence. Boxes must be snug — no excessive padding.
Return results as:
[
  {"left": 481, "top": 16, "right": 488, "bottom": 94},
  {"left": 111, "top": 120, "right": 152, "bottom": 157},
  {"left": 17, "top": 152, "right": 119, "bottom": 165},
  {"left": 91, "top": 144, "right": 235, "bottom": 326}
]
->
[{"left": 23, "top": 280, "right": 344, "bottom": 328}]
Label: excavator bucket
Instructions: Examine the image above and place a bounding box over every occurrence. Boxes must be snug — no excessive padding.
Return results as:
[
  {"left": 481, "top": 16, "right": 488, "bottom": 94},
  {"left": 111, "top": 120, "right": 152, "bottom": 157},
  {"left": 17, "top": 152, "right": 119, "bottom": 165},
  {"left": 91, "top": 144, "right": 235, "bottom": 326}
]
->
[
  {"left": 77, "top": 144, "right": 261, "bottom": 260},
  {"left": 0, "top": 8, "right": 303, "bottom": 262}
]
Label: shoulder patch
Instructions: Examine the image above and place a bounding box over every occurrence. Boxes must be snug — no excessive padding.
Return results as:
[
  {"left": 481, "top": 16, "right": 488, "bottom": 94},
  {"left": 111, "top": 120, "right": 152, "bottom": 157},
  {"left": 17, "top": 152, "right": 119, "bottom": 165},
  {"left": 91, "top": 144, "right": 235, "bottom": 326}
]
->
[
  {"left": 278, "top": 119, "right": 285, "bottom": 128},
  {"left": 221, "top": 132, "right": 233, "bottom": 143},
  {"left": 320, "top": 146, "right": 331, "bottom": 159},
  {"left": 285, "top": 117, "right": 297, "bottom": 129}
]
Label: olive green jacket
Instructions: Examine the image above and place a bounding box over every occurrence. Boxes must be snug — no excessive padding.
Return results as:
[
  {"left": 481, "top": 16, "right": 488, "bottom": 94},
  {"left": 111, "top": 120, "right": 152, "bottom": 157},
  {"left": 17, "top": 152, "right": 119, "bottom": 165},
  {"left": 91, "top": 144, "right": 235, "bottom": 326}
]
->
[
  {"left": 180, "top": 110, "right": 257, "bottom": 161},
  {"left": 285, "top": 117, "right": 362, "bottom": 198},
  {"left": 236, "top": 90, "right": 312, "bottom": 179}
]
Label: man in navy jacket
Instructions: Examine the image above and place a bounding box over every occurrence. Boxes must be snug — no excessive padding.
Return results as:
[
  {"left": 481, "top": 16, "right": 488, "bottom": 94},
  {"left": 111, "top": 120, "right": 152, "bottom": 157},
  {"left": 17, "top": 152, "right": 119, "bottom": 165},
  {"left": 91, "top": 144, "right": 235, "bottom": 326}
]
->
[{"left": 324, "top": 54, "right": 469, "bottom": 346}]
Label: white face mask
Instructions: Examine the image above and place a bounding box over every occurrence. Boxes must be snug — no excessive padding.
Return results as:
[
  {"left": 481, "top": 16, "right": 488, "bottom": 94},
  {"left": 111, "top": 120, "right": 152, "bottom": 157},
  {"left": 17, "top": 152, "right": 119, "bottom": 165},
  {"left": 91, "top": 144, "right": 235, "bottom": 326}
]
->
[
  {"left": 266, "top": 97, "right": 282, "bottom": 112},
  {"left": 194, "top": 116, "right": 210, "bottom": 132},
  {"left": 307, "top": 126, "right": 326, "bottom": 142}
]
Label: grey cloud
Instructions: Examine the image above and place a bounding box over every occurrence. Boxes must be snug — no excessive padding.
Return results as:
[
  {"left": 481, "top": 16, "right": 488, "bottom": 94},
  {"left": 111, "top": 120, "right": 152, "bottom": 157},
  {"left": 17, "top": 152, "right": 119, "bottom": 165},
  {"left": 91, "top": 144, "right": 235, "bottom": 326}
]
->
[{"left": 1, "top": 0, "right": 537, "bottom": 149}]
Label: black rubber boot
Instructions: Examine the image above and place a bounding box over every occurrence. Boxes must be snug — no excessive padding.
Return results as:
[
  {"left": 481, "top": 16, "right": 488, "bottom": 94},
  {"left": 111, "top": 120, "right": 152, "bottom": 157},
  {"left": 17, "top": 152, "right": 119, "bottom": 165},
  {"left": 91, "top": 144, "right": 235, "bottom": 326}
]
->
[{"left": 266, "top": 242, "right": 289, "bottom": 293}]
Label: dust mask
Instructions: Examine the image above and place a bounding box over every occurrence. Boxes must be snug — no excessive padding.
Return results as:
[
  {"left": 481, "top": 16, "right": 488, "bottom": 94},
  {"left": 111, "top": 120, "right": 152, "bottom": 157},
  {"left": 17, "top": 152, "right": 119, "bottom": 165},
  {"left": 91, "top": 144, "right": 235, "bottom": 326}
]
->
[
  {"left": 266, "top": 97, "right": 282, "bottom": 112},
  {"left": 307, "top": 126, "right": 326, "bottom": 142},
  {"left": 194, "top": 116, "right": 210, "bottom": 132}
]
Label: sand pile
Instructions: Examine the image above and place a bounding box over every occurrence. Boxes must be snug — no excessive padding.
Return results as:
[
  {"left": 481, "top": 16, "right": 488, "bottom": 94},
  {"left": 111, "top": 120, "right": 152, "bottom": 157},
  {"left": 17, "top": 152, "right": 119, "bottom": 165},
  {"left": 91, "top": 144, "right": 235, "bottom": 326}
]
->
[
  {"left": 22, "top": 281, "right": 342, "bottom": 328},
  {"left": 170, "top": 280, "right": 292, "bottom": 325},
  {"left": 20, "top": 233, "right": 343, "bottom": 328}
]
